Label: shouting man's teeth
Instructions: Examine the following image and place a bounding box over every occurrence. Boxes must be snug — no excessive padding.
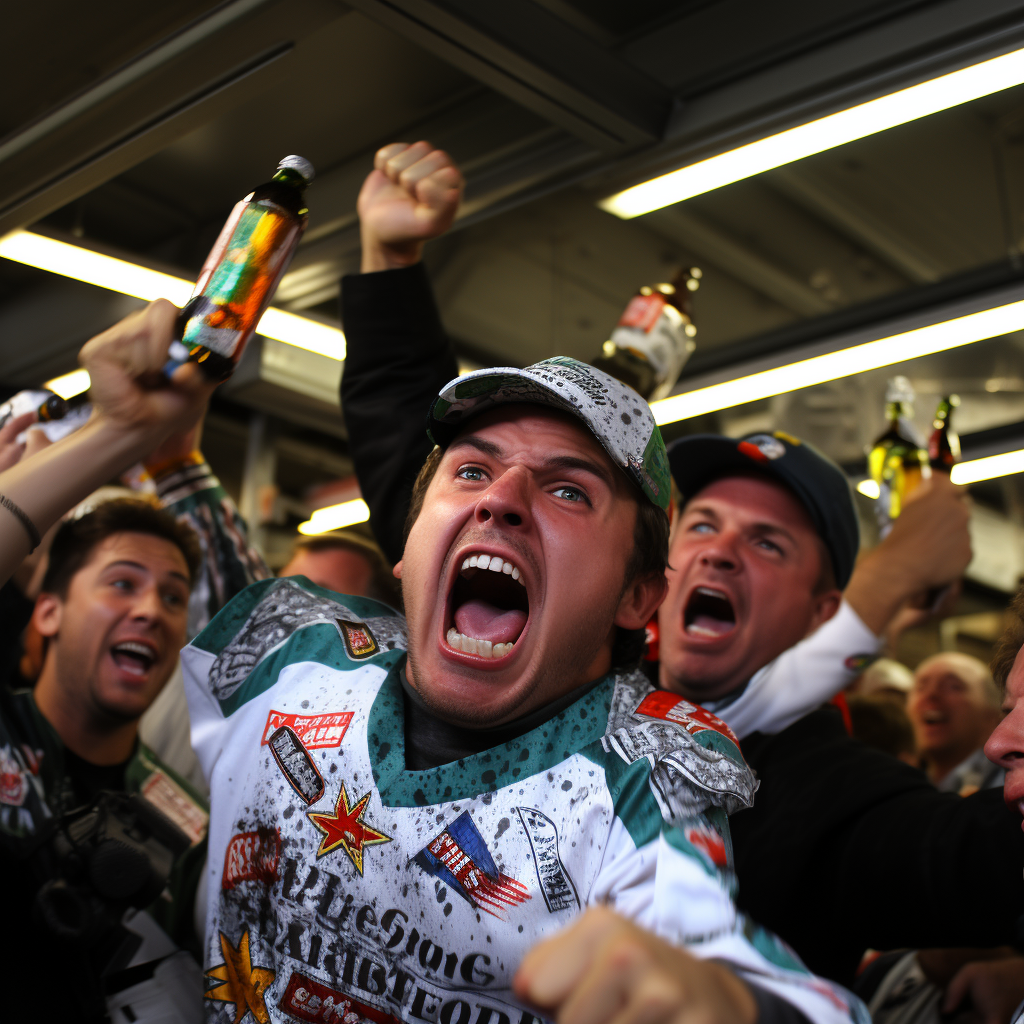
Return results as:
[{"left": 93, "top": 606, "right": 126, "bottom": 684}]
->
[
  {"left": 447, "top": 629, "right": 514, "bottom": 658},
  {"left": 460, "top": 554, "right": 522, "bottom": 582}
]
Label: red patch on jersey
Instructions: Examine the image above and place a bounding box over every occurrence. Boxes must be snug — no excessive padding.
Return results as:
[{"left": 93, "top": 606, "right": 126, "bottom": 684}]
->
[
  {"left": 686, "top": 825, "right": 728, "bottom": 867},
  {"left": 634, "top": 692, "right": 740, "bottom": 747},
  {"left": 261, "top": 711, "right": 353, "bottom": 750},
  {"left": 280, "top": 971, "right": 398, "bottom": 1024},
  {"left": 223, "top": 828, "right": 281, "bottom": 889}
]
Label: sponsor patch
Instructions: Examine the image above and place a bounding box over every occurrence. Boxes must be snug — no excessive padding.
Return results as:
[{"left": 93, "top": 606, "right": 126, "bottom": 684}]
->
[
  {"left": 270, "top": 726, "right": 325, "bottom": 805},
  {"left": 223, "top": 827, "right": 282, "bottom": 889},
  {"left": 844, "top": 653, "right": 878, "bottom": 672},
  {"left": 336, "top": 618, "right": 379, "bottom": 659},
  {"left": 307, "top": 782, "right": 391, "bottom": 874},
  {"left": 141, "top": 770, "right": 208, "bottom": 844},
  {"left": 206, "top": 930, "right": 275, "bottom": 1023},
  {"left": 517, "top": 807, "right": 579, "bottom": 913},
  {"left": 261, "top": 710, "right": 353, "bottom": 750},
  {"left": 280, "top": 971, "right": 398, "bottom": 1024},
  {"left": 743, "top": 433, "right": 787, "bottom": 460},
  {"left": 634, "top": 691, "right": 740, "bottom": 747},
  {"left": 0, "top": 745, "right": 26, "bottom": 807},
  {"left": 415, "top": 811, "right": 530, "bottom": 918},
  {"left": 686, "top": 824, "right": 728, "bottom": 867}
]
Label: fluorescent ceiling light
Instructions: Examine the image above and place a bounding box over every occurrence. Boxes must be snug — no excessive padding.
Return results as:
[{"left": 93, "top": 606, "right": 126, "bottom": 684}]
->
[
  {"left": 0, "top": 230, "right": 345, "bottom": 360},
  {"left": 298, "top": 498, "right": 370, "bottom": 535},
  {"left": 601, "top": 46, "right": 1024, "bottom": 218},
  {"left": 951, "top": 449, "right": 1024, "bottom": 485},
  {"left": 45, "top": 368, "right": 92, "bottom": 399},
  {"left": 856, "top": 479, "right": 881, "bottom": 499},
  {"left": 650, "top": 298, "right": 1024, "bottom": 425}
]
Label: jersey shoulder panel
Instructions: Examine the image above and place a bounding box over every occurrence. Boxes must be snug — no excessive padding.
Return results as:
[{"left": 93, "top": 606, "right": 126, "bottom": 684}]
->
[
  {"left": 595, "top": 671, "right": 758, "bottom": 824},
  {"left": 189, "top": 577, "right": 407, "bottom": 716}
]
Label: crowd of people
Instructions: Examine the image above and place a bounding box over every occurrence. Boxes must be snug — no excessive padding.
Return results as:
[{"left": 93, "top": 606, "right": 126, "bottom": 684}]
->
[{"left": 0, "top": 142, "right": 1022, "bottom": 1024}]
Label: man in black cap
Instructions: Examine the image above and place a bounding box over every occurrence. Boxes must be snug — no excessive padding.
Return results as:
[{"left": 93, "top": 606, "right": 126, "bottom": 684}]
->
[{"left": 338, "top": 141, "right": 1023, "bottom": 987}]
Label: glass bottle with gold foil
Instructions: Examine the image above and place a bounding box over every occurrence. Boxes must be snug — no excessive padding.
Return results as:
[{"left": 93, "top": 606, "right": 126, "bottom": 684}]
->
[
  {"left": 868, "top": 376, "right": 930, "bottom": 535},
  {"left": 167, "top": 155, "right": 314, "bottom": 380},
  {"left": 0, "top": 389, "right": 67, "bottom": 429},
  {"left": 592, "top": 267, "right": 700, "bottom": 401},
  {"left": 928, "top": 394, "right": 960, "bottom": 472}
]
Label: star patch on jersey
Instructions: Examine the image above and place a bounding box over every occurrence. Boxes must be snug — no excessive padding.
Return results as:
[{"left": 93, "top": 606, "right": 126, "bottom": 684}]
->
[
  {"left": 307, "top": 781, "right": 392, "bottom": 873},
  {"left": 336, "top": 618, "right": 379, "bottom": 659},
  {"left": 205, "top": 929, "right": 276, "bottom": 1024}
]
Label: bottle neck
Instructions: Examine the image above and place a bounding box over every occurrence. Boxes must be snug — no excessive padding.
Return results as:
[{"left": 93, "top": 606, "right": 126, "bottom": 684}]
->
[{"left": 272, "top": 167, "right": 308, "bottom": 189}]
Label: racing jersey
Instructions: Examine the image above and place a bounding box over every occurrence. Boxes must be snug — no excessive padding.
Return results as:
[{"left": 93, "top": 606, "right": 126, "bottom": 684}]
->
[{"left": 182, "top": 576, "right": 866, "bottom": 1024}]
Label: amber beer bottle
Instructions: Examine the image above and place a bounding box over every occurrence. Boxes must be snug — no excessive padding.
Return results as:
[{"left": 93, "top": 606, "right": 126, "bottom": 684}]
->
[
  {"left": 928, "top": 394, "right": 960, "bottom": 472},
  {"left": 868, "top": 376, "right": 930, "bottom": 535},
  {"left": 592, "top": 268, "right": 700, "bottom": 401},
  {"left": 166, "top": 155, "right": 314, "bottom": 380},
  {"left": 0, "top": 389, "right": 67, "bottom": 429}
]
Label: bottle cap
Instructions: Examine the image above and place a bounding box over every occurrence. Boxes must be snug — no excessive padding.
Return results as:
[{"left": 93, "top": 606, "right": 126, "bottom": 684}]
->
[
  {"left": 885, "top": 375, "right": 915, "bottom": 405},
  {"left": 277, "top": 155, "right": 315, "bottom": 184}
]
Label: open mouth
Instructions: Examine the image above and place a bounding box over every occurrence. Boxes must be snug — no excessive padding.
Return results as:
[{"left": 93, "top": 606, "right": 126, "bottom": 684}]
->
[
  {"left": 445, "top": 553, "right": 529, "bottom": 660},
  {"left": 110, "top": 640, "right": 158, "bottom": 678},
  {"left": 684, "top": 586, "right": 736, "bottom": 638}
]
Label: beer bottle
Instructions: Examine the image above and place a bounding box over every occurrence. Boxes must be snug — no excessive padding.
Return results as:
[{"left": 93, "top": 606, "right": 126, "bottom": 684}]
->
[
  {"left": 928, "top": 394, "right": 960, "bottom": 472},
  {"left": 592, "top": 267, "right": 700, "bottom": 401},
  {"left": 868, "top": 376, "right": 930, "bottom": 534},
  {"left": 0, "top": 389, "right": 67, "bottom": 429},
  {"left": 167, "top": 155, "right": 314, "bottom": 381}
]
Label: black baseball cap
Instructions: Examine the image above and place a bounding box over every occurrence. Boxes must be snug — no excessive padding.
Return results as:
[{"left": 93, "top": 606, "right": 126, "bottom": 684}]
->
[{"left": 666, "top": 431, "right": 859, "bottom": 588}]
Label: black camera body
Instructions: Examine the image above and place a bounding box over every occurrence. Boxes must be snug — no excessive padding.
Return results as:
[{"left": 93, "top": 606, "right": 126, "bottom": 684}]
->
[{"left": 34, "top": 790, "right": 191, "bottom": 964}]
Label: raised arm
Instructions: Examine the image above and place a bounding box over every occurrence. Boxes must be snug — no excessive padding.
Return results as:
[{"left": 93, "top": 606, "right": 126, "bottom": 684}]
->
[
  {"left": 340, "top": 142, "right": 463, "bottom": 565},
  {"left": 0, "top": 300, "right": 215, "bottom": 587}
]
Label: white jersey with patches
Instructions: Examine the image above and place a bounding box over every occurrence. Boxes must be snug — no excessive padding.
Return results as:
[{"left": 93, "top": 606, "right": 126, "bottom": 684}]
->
[{"left": 183, "top": 578, "right": 865, "bottom": 1024}]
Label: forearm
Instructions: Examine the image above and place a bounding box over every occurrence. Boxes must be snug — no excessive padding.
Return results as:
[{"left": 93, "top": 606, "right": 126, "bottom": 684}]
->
[
  {"left": 843, "top": 550, "right": 913, "bottom": 636},
  {"left": 0, "top": 416, "right": 155, "bottom": 584}
]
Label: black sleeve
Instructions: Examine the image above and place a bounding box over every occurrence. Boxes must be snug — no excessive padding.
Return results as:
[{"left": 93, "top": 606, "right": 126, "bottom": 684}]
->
[
  {"left": 747, "top": 982, "right": 814, "bottom": 1024},
  {"left": 733, "top": 707, "right": 1024, "bottom": 987},
  {"left": 340, "top": 263, "right": 460, "bottom": 566}
]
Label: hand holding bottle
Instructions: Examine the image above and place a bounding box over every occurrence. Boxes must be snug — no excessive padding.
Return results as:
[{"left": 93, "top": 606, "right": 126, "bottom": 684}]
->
[{"left": 358, "top": 141, "right": 464, "bottom": 272}]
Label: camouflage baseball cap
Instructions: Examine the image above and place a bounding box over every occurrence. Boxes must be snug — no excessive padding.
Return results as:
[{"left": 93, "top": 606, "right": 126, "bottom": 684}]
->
[{"left": 427, "top": 357, "right": 671, "bottom": 510}]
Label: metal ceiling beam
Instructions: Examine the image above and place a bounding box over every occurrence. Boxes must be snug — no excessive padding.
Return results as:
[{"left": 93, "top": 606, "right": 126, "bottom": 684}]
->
[
  {"left": 0, "top": 0, "right": 346, "bottom": 238},
  {"left": 342, "top": 0, "right": 671, "bottom": 150},
  {"left": 642, "top": 206, "right": 832, "bottom": 317},
  {"left": 766, "top": 166, "right": 945, "bottom": 285}
]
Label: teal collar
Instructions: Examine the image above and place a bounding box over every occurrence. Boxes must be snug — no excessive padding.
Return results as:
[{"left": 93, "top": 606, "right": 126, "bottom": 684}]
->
[{"left": 367, "top": 661, "right": 615, "bottom": 807}]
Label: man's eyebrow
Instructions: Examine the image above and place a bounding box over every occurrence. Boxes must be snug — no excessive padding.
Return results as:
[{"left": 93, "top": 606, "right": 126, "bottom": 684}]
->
[
  {"left": 447, "top": 436, "right": 504, "bottom": 460},
  {"left": 542, "top": 454, "right": 616, "bottom": 490},
  {"left": 103, "top": 560, "right": 190, "bottom": 586}
]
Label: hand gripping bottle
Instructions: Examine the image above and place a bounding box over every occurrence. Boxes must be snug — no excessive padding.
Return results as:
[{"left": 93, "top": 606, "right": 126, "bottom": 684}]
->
[
  {"left": 592, "top": 268, "right": 700, "bottom": 401},
  {"left": 166, "top": 155, "right": 314, "bottom": 381}
]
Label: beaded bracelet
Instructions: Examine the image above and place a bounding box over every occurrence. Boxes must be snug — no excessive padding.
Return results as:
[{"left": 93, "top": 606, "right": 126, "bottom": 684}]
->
[{"left": 0, "top": 494, "right": 41, "bottom": 551}]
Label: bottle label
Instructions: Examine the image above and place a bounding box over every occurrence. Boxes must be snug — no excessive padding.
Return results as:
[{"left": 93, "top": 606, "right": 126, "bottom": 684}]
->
[
  {"left": 610, "top": 304, "right": 694, "bottom": 400},
  {"left": 185, "top": 323, "right": 243, "bottom": 359},
  {"left": 618, "top": 293, "right": 666, "bottom": 333}
]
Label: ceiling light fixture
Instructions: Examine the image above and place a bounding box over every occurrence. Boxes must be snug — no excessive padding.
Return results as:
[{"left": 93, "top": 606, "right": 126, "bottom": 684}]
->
[
  {"left": 601, "top": 46, "right": 1024, "bottom": 218},
  {"left": 298, "top": 498, "right": 371, "bottom": 535},
  {"left": 0, "top": 230, "right": 345, "bottom": 362},
  {"left": 650, "top": 298, "right": 1024, "bottom": 425},
  {"left": 45, "top": 368, "right": 93, "bottom": 399},
  {"left": 950, "top": 449, "right": 1024, "bottom": 486},
  {"left": 856, "top": 479, "right": 880, "bottom": 499}
]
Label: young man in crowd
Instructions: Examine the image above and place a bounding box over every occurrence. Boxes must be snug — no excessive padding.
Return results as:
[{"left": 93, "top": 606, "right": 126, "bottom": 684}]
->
[
  {"left": 339, "top": 141, "right": 1024, "bottom": 985},
  {"left": 0, "top": 302, "right": 867, "bottom": 1024},
  {"left": 907, "top": 651, "right": 1003, "bottom": 792},
  {"left": 0, "top": 497, "right": 208, "bottom": 1018}
]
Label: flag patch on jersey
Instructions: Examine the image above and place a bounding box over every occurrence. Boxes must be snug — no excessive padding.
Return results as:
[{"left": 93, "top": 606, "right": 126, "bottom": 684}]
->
[
  {"left": 223, "top": 828, "right": 282, "bottom": 889},
  {"left": 336, "top": 618, "right": 379, "bottom": 659},
  {"left": 269, "top": 726, "right": 325, "bottom": 804},
  {"left": 517, "top": 806, "right": 579, "bottom": 913},
  {"left": 633, "top": 692, "right": 740, "bottom": 747},
  {"left": 307, "top": 782, "right": 392, "bottom": 874},
  {"left": 280, "top": 971, "right": 398, "bottom": 1024},
  {"left": 415, "top": 811, "right": 531, "bottom": 918},
  {"left": 685, "top": 824, "right": 728, "bottom": 868},
  {"left": 261, "top": 710, "right": 353, "bottom": 750}
]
